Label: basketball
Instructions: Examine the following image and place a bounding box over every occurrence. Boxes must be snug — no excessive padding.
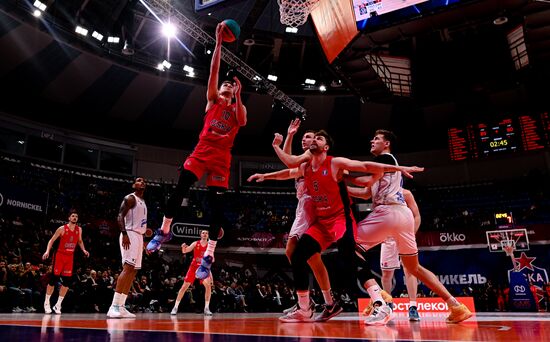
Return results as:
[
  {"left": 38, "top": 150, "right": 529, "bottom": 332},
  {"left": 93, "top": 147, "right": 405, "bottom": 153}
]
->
[{"left": 221, "top": 19, "right": 240, "bottom": 42}]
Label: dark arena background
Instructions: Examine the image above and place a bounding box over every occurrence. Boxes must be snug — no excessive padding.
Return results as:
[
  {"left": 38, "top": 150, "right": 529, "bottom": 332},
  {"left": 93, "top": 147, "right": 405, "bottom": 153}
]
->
[{"left": 1, "top": 0, "right": 550, "bottom": 341}]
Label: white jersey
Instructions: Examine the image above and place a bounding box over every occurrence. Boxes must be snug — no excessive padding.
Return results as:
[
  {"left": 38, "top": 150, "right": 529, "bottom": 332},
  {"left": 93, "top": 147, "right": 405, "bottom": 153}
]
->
[
  {"left": 295, "top": 177, "right": 308, "bottom": 199},
  {"left": 124, "top": 193, "right": 147, "bottom": 235},
  {"left": 371, "top": 153, "right": 406, "bottom": 208}
]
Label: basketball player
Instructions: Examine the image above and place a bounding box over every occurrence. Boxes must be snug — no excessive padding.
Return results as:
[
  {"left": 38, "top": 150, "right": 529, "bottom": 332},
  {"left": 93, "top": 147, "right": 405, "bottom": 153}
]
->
[
  {"left": 107, "top": 177, "right": 147, "bottom": 318},
  {"left": 42, "top": 210, "right": 89, "bottom": 314},
  {"left": 248, "top": 130, "right": 423, "bottom": 322},
  {"left": 249, "top": 120, "right": 341, "bottom": 321},
  {"left": 352, "top": 130, "right": 472, "bottom": 324},
  {"left": 349, "top": 186, "right": 421, "bottom": 321},
  {"left": 171, "top": 230, "right": 214, "bottom": 316},
  {"left": 148, "top": 22, "right": 247, "bottom": 282}
]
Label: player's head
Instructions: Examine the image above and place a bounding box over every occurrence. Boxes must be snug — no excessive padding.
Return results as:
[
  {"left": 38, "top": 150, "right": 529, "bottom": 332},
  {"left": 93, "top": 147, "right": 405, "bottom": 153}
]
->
[
  {"left": 371, "top": 129, "right": 397, "bottom": 155},
  {"left": 132, "top": 177, "right": 146, "bottom": 191},
  {"left": 219, "top": 80, "right": 235, "bottom": 98},
  {"left": 68, "top": 209, "right": 78, "bottom": 223},
  {"left": 301, "top": 130, "right": 315, "bottom": 151},
  {"left": 310, "top": 130, "right": 333, "bottom": 155},
  {"left": 200, "top": 230, "right": 209, "bottom": 239}
]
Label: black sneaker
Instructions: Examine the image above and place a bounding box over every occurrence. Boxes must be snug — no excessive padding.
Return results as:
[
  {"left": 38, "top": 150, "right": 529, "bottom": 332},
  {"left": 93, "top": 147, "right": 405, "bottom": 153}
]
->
[{"left": 314, "top": 302, "right": 343, "bottom": 322}]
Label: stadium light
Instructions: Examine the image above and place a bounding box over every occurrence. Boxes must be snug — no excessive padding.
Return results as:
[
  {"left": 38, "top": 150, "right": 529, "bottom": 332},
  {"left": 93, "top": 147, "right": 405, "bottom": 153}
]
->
[
  {"left": 92, "top": 31, "right": 104, "bottom": 41},
  {"left": 33, "top": 0, "right": 47, "bottom": 11},
  {"left": 33, "top": 10, "right": 42, "bottom": 18},
  {"left": 305, "top": 78, "right": 316, "bottom": 85},
  {"left": 162, "top": 60, "right": 172, "bottom": 69},
  {"left": 107, "top": 36, "right": 120, "bottom": 44},
  {"left": 319, "top": 85, "right": 327, "bottom": 92},
  {"left": 75, "top": 26, "right": 88, "bottom": 37},
  {"left": 267, "top": 74, "right": 278, "bottom": 81},
  {"left": 285, "top": 27, "right": 298, "bottom": 34},
  {"left": 162, "top": 22, "right": 176, "bottom": 38}
]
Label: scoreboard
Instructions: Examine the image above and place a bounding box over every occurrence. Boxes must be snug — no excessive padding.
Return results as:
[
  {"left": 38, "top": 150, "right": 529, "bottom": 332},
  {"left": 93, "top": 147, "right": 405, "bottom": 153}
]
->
[{"left": 448, "top": 112, "right": 550, "bottom": 161}]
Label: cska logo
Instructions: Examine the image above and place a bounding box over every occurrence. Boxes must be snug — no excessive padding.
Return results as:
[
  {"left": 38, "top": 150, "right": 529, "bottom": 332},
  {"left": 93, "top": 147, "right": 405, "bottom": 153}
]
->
[{"left": 508, "top": 252, "right": 549, "bottom": 303}]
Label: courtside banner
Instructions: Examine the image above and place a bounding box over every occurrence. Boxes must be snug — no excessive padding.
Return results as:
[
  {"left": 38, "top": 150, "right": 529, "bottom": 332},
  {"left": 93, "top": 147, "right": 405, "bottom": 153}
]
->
[{"left": 358, "top": 297, "right": 476, "bottom": 314}]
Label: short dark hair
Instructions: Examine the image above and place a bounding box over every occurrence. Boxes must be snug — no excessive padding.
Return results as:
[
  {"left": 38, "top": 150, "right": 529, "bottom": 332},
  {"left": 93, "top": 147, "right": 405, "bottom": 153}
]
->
[
  {"left": 375, "top": 129, "right": 397, "bottom": 151},
  {"left": 69, "top": 209, "right": 78, "bottom": 216},
  {"left": 314, "top": 130, "right": 334, "bottom": 151},
  {"left": 304, "top": 129, "right": 316, "bottom": 135}
]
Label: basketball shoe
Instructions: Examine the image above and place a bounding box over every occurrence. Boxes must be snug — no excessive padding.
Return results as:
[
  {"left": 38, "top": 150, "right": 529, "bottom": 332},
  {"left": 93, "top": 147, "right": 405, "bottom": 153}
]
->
[
  {"left": 146, "top": 229, "right": 173, "bottom": 253},
  {"left": 446, "top": 304, "right": 472, "bottom": 323},
  {"left": 195, "top": 255, "right": 213, "bottom": 280}
]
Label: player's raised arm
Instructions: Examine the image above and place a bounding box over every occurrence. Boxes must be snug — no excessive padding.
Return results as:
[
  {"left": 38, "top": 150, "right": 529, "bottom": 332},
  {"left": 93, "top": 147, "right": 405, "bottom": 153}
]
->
[
  {"left": 206, "top": 23, "right": 223, "bottom": 104},
  {"left": 283, "top": 118, "right": 301, "bottom": 154},
  {"left": 272, "top": 133, "right": 312, "bottom": 168},
  {"left": 233, "top": 76, "right": 247, "bottom": 126}
]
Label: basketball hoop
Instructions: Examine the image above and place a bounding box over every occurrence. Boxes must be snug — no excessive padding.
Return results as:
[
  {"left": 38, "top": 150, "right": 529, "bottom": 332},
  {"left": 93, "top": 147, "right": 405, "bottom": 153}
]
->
[{"left": 278, "top": 0, "right": 319, "bottom": 28}]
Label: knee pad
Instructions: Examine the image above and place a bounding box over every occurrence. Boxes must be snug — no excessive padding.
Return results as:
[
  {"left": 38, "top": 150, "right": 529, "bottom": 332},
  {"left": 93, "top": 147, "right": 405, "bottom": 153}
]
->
[{"left": 49, "top": 274, "right": 60, "bottom": 286}]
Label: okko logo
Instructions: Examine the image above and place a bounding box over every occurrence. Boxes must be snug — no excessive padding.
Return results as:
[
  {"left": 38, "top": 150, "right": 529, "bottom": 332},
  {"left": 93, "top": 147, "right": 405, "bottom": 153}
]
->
[
  {"left": 439, "top": 232, "right": 466, "bottom": 243},
  {"left": 514, "top": 285, "right": 526, "bottom": 293}
]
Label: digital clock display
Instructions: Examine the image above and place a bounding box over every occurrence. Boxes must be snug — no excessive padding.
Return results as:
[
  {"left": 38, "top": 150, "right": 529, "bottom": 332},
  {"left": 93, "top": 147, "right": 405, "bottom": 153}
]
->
[{"left": 448, "top": 113, "right": 549, "bottom": 160}]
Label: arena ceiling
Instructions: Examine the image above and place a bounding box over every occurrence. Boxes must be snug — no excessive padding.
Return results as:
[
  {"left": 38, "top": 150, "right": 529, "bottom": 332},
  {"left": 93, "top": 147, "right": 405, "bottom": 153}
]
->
[{"left": 0, "top": 0, "right": 549, "bottom": 156}]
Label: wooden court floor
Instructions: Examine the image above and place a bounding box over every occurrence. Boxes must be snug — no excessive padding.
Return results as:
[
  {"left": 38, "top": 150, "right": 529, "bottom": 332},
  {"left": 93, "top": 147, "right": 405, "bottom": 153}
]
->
[{"left": 1, "top": 312, "right": 549, "bottom": 341}]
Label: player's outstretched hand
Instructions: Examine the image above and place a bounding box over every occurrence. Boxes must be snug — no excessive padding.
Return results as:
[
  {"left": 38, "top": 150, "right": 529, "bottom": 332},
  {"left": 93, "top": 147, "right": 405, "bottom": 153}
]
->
[
  {"left": 272, "top": 133, "right": 283, "bottom": 147},
  {"left": 400, "top": 166, "right": 424, "bottom": 179},
  {"left": 233, "top": 76, "right": 241, "bottom": 96},
  {"left": 215, "top": 23, "right": 223, "bottom": 45},
  {"left": 247, "top": 173, "right": 265, "bottom": 183},
  {"left": 181, "top": 243, "right": 188, "bottom": 253},
  {"left": 287, "top": 118, "right": 301, "bottom": 136},
  {"left": 42, "top": 251, "right": 49, "bottom": 260}
]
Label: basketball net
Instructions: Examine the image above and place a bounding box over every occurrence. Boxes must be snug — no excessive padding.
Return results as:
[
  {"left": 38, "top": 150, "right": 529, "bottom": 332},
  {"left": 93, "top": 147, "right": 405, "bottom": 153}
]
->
[{"left": 278, "top": 0, "right": 319, "bottom": 28}]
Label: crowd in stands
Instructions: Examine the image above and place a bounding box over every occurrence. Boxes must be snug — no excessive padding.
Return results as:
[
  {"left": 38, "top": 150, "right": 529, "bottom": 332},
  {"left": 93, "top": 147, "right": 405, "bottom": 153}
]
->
[{"left": 1, "top": 154, "right": 550, "bottom": 314}]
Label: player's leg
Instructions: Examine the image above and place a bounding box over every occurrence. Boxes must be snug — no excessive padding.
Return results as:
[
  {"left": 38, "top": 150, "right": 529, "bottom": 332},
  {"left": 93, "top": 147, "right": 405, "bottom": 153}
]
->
[
  {"left": 160, "top": 167, "right": 199, "bottom": 232},
  {"left": 395, "top": 206, "right": 471, "bottom": 323},
  {"left": 356, "top": 208, "right": 399, "bottom": 325},
  {"left": 109, "top": 233, "right": 140, "bottom": 318},
  {"left": 400, "top": 255, "right": 471, "bottom": 323},
  {"left": 196, "top": 163, "right": 229, "bottom": 280},
  {"left": 285, "top": 236, "right": 298, "bottom": 263},
  {"left": 380, "top": 240, "right": 399, "bottom": 294},
  {"left": 173, "top": 264, "right": 197, "bottom": 315},
  {"left": 203, "top": 276, "right": 213, "bottom": 315},
  {"left": 403, "top": 264, "right": 420, "bottom": 321},
  {"left": 280, "top": 234, "right": 321, "bottom": 322}
]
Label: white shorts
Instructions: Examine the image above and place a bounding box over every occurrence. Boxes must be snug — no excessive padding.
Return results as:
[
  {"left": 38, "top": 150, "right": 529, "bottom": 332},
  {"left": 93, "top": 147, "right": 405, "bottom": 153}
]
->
[
  {"left": 120, "top": 231, "right": 144, "bottom": 269},
  {"left": 380, "top": 237, "right": 400, "bottom": 270},
  {"left": 357, "top": 205, "right": 417, "bottom": 256},
  {"left": 288, "top": 195, "right": 316, "bottom": 238}
]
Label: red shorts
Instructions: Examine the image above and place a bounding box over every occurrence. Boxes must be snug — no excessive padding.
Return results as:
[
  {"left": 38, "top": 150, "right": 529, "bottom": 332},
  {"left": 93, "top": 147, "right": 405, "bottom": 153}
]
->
[
  {"left": 53, "top": 252, "right": 74, "bottom": 276},
  {"left": 184, "top": 144, "right": 231, "bottom": 188},
  {"left": 184, "top": 264, "right": 203, "bottom": 284},
  {"left": 304, "top": 214, "right": 357, "bottom": 251}
]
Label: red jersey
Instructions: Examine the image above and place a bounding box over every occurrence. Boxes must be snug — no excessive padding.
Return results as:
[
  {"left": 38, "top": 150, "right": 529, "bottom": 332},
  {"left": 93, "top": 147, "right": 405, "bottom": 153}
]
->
[
  {"left": 304, "top": 156, "right": 351, "bottom": 219},
  {"left": 192, "top": 240, "right": 208, "bottom": 266},
  {"left": 197, "top": 101, "right": 240, "bottom": 150},
  {"left": 57, "top": 225, "right": 80, "bottom": 255}
]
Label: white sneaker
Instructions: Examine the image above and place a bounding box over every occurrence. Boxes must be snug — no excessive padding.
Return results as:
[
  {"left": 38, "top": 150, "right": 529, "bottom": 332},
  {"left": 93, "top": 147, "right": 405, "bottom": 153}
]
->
[
  {"left": 107, "top": 305, "right": 122, "bottom": 318},
  {"left": 204, "top": 308, "right": 213, "bottom": 316},
  {"left": 170, "top": 307, "right": 178, "bottom": 315},
  {"left": 44, "top": 302, "right": 52, "bottom": 314},
  {"left": 364, "top": 303, "right": 394, "bottom": 326},
  {"left": 283, "top": 303, "right": 297, "bottom": 314},
  {"left": 52, "top": 305, "right": 61, "bottom": 314},
  {"left": 119, "top": 306, "right": 136, "bottom": 318},
  {"left": 279, "top": 303, "right": 314, "bottom": 323}
]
